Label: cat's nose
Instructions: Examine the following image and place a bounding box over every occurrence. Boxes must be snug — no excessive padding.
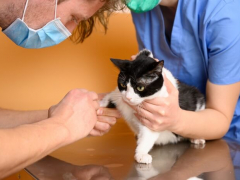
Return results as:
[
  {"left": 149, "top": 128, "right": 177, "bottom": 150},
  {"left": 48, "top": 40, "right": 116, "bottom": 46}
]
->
[{"left": 126, "top": 96, "right": 132, "bottom": 100}]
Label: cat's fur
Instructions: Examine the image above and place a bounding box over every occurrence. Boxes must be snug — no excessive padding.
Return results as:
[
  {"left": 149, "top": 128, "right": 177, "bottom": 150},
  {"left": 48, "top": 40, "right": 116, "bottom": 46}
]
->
[
  {"left": 101, "top": 49, "right": 206, "bottom": 164},
  {"left": 126, "top": 142, "right": 202, "bottom": 180}
]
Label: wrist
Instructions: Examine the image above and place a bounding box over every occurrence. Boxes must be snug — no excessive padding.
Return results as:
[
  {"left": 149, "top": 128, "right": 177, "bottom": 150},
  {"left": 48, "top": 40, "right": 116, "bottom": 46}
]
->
[
  {"left": 36, "top": 118, "right": 71, "bottom": 148},
  {"left": 171, "top": 108, "right": 186, "bottom": 134}
]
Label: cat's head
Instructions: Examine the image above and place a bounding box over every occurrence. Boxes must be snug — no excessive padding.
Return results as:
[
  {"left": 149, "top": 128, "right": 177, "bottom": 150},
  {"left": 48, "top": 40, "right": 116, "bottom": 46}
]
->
[{"left": 111, "top": 49, "right": 164, "bottom": 105}]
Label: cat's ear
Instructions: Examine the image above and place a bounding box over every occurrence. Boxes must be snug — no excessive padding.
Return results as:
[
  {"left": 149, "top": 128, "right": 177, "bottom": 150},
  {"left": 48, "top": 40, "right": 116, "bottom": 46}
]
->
[
  {"left": 149, "top": 60, "right": 164, "bottom": 75},
  {"left": 110, "top": 58, "right": 130, "bottom": 70}
]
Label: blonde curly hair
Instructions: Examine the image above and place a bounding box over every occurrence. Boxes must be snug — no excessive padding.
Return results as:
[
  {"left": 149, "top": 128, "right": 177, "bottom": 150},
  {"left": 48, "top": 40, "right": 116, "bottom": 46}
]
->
[{"left": 67, "top": 0, "right": 126, "bottom": 43}]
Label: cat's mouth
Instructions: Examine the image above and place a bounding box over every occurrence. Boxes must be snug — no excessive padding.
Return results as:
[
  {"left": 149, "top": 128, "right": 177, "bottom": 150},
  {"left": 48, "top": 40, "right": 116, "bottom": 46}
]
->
[{"left": 123, "top": 98, "right": 142, "bottom": 106}]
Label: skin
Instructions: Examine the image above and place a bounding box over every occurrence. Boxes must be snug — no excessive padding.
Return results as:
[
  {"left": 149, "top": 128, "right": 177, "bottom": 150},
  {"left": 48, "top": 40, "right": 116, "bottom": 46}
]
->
[
  {"left": 131, "top": 0, "right": 240, "bottom": 140},
  {"left": 0, "top": 0, "right": 121, "bottom": 178},
  {"left": 0, "top": 0, "right": 105, "bottom": 32},
  {"left": 26, "top": 156, "right": 113, "bottom": 180}
]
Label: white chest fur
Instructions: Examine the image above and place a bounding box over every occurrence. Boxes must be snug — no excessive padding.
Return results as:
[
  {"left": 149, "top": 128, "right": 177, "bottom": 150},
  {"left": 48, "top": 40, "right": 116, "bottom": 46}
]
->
[{"left": 100, "top": 67, "right": 181, "bottom": 164}]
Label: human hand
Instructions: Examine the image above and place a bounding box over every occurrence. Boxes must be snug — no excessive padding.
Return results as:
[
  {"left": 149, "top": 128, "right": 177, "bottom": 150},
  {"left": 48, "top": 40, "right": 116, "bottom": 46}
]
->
[
  {"left": 48, "top": 89, "right": 99, "bottom": 144},
  {"left": 89, "top": 93, "right": 122, "bottom": 136},
  {"left": 131, "top": 54, "right": 159, "bottom": 62},
  {"left": 131, "top": 75, "right": 182, "bottom": 132},
  {"left": 26, "top": 156, "right": 113, "bottom": 180},
  {"left": 130, "top": 54, "right": 137, "bottom": 60},
  {"left": 72, "top": 164, "right": 113, "bottom": 180}
]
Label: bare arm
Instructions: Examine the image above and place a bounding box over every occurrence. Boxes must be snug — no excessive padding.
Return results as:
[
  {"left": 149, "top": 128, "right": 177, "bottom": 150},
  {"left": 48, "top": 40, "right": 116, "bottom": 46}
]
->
[
  {"left": 176, "top": 80, "right": 240, "bottom": 139},
  {"left": 0, "top": 108, "right": 48, "bottom": 128},
  {"left": 0, "top": 119, "right": 68, "bottom": 178},
  {"left": 89, "top": 93, "right": 121, "bottom": 136},
  {"left": 0, "top": 89, "right": 99, "bottom": 179},
  {"left": 134, "top": 78, "right": 240, "bottom": 140}
]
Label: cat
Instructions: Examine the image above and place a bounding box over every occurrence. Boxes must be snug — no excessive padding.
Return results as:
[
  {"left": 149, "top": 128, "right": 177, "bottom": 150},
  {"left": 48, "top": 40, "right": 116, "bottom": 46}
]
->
[
  {"left": 125, "top": 142, "right": 203, "bottom": 180},
  {"left": 100, "top": 49, "right": 206, "bottom": 164}
]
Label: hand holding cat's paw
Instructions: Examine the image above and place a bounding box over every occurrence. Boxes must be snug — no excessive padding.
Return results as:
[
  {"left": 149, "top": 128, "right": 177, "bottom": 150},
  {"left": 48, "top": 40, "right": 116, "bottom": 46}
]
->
[
  {"left": 135, "top": 153, "right": 152, "bottom": 164},
  {"left": 90, "top": 94, "right": 122, "bottom": 136},
  {"left": 89, "top": 107, "right": 121, "bottom": 136}
]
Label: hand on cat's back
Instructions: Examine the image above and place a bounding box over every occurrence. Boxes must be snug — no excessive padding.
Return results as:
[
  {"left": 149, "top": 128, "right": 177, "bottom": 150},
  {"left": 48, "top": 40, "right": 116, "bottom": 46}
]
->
[
  {"left": 89, "top": 93, "right": 122, "bottom": 136},
  {"left": 131, "top": 76, "right": 183, "bottom": 133}
]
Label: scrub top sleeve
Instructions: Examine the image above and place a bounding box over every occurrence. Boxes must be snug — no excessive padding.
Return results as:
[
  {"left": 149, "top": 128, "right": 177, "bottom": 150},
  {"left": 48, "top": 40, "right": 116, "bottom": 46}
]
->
[
  {"left": 206, "top": 2, "right": 240, "bottom": 85},
  {"left": 131, "top": 12, "right": 146, "bottom": 51},
  {"left": 135, "top": 30, "right": 145, "bottom": 51}
]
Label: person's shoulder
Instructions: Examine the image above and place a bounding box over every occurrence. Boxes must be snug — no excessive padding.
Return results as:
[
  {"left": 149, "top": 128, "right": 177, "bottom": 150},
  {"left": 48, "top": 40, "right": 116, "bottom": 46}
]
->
[
  {"left": 182, "top": 0, "right": 240, "bottom": 25},
  {"left": 182, "top": 0, "right": 240, "bottom": 17},
  {"left": 207, "top": 0, "right": 240, "bottom": 25}
]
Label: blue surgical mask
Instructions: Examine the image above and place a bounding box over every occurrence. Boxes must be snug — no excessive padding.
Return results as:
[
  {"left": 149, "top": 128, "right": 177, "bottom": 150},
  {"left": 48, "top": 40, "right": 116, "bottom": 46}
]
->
[
  {"left": 126, "top": 0, "right": 161, "bottom": 13},
  {"left": 3, "top": 0, "right": 71, "bottom": 49}
]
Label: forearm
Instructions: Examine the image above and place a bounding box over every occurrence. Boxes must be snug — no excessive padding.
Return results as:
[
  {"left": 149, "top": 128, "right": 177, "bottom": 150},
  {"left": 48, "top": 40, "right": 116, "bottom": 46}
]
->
[
  {"left": 0, "top": 118, "right": 68, "bottom": 179},
  {"left": 175, "top": 109, "right": 230, "bottom": 140},
  {"left": 0, "top": 108, "right": 48, "bottom": 128}
]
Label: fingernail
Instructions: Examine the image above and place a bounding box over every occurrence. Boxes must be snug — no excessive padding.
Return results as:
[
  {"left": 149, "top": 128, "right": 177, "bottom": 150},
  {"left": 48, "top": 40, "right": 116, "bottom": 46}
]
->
[
  {"left": 161, "top": 110, "right": 165, "bottom": 115},
  {"left": 165, "top": 102, "right": 170, "bottom": 106},
  {"left": 97, "top": 109, "right": 103, "bottom": 115}
]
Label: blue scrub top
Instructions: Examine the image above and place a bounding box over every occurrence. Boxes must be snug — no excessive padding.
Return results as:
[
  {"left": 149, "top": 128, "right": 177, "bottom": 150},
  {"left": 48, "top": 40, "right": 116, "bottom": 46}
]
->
[{"left": 131, "top": 0, "right": 240, "bottom": 140}]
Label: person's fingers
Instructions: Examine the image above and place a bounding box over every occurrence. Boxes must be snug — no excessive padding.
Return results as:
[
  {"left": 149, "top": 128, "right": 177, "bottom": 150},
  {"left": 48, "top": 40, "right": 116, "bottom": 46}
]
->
[
  {"left": 97, "top": 108, "right": 122, "bottom": 118},
  {"left": 144, "top": 97, "right": 169, "bottom": 106},
  {"left": 136, "top": 105, "right": 157, "bottom": 121},
  {"left": 94, "top": 121, "right": 111, "bottom": 132},
  {"left": 134, "top": 113, "right": 152, "bottom": 127},
  {"left": 79, "top": 89, "right": 88, "bottom": 93},
  {"left": 163, "top": 75, "right": 177, "bottom": 95},
  {"left": 93, "top": 101, "right": 100, "bottom": 110},
  {"left": 97, "top": 116, "right": 117, "bottom": 126},
  {"left": 141, "top": 103, "right": 166, "bottom": 117},
  {"left": 98, "top": 93, "right": 108, "bottom": 100},
  {"left": 89, "top": 129, "right": 104, "bottom": 136},
  {"left": 131, "top": 55, "right": 137, "bottom": 60},
  {"left": 89, "top": 121, "right": 112, "bottom": 137},
  {"left": 135, "top": 113, "right": 163, "bottom": 131},
  {"left": 88, "top": 91, "right": 98, "bottom": 101}
]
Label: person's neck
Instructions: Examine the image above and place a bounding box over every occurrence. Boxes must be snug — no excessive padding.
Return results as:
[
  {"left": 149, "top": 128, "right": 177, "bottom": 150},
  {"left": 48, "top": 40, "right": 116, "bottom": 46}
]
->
[
  {"left": 0, "top": 0, "right": 25, "bottom": 30},
  {"left": 160, "top": 0, "right": 178, "bottom": 9}
]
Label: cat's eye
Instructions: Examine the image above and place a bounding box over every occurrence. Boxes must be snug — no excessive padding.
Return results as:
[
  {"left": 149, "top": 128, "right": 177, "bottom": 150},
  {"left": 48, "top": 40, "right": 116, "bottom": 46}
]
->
[
  {"left": 137, "top": 86, "right": 145, "bottom": 91},
  {"left": 120, "top": 83, "right": 126, "bottom": 88}
]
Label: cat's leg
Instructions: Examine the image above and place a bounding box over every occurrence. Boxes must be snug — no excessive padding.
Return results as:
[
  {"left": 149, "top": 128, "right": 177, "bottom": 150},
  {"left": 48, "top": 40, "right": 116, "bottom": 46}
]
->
[
  {"left": 100, "top": 93, "right": 112, "bottom": 107},
  {"left": 135, "top": 126, "right": 159, "bottom": 164},
  {"left": 100, "top": 88, "right": 119, "bottom": 108}
]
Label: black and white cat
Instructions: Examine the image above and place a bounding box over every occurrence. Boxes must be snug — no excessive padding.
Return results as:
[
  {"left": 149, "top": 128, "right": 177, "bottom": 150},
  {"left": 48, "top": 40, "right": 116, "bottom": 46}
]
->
[{"left": 101, "top": 49, "right": 206, "bottom": 164}]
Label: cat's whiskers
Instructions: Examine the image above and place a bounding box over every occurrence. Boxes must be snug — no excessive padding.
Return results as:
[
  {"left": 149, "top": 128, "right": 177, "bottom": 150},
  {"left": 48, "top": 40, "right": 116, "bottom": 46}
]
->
[
  {"left": 119, "top": 73, "right": 126, "bottom": 81},
  {"left": 119, "top": 77, "right": 125, "bottom": 81}
]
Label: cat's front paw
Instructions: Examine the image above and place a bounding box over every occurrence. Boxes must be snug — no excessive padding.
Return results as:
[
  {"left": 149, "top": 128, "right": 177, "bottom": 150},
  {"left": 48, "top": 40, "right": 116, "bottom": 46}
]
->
[
  {"left": 190, "top": 139, "right": 206, "bottom": 149},
  {"left": 135, "top": 153, "right": 152, "bottom": 164},
  {"left": 100, "top": 94, "right": 111, "bottom": 107}
]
